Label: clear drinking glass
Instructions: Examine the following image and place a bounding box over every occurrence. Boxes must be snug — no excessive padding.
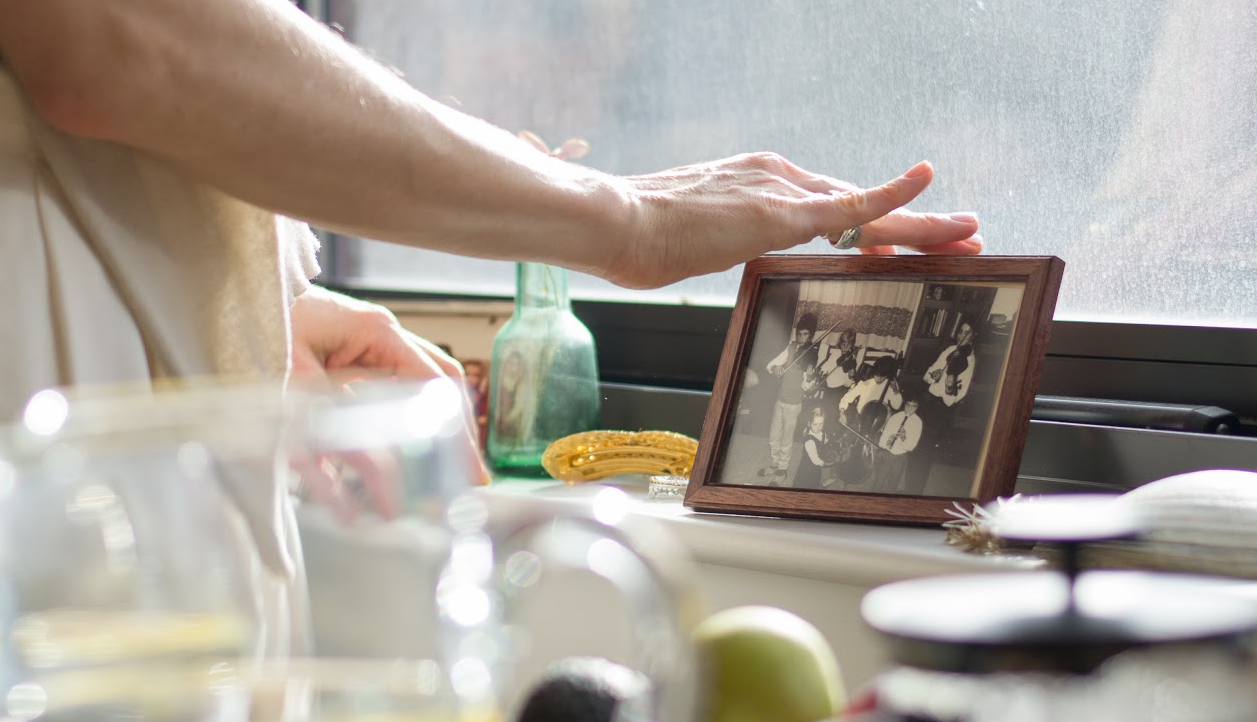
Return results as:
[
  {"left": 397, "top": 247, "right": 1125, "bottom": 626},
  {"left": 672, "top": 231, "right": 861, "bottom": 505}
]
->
[
  {"left": 289, "top": 379, "right": 482, "bottom": 661},
  {"left": 287, "top": 379, "right": 697, "bottom": 722},
  {"left": 0, "top": 382, "right": 307, "bottom": 698}
]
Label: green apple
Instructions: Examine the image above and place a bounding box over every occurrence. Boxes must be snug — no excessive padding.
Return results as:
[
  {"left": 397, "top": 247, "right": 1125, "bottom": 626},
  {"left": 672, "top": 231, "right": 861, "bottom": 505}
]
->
[{"left": 693, "top": 606, "right": 845, "bottom": 722}]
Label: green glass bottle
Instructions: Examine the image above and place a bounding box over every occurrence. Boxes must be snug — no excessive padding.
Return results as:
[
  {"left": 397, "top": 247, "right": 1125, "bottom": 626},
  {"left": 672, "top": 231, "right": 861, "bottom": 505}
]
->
[{"left": 487, "top": 262, "right": 600, "bottom": 476}]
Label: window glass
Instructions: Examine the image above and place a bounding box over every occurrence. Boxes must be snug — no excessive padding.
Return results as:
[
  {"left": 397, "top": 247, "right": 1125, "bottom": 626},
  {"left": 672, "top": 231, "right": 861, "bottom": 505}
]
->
[{"left": 329, "top": 0, "right": 1257, "bottom": 328}]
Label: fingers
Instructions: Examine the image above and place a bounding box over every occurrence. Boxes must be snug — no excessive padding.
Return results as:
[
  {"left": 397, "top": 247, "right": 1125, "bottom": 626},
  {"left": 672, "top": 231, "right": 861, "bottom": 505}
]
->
[
  {"left": 818, "top": 160, "right": 934, "bottom": 228},
  {"left": 556, "top": 138, "right": 590, "bottom": 161},
  {"left": 854, "top": 210, "right": 981, "bottom": 248},
  {"left": 517, "top": 130, "right": 549, "bottom": 154},
  {"left": 858, "top": 235, "right": 984, "bottom": 256},
  {"left": 373, "top": 330, "right": 491, "bottom": 487},
  {"left": 300, "top": 456, "right": 359, "bottom": 525},
  {"left": 908, "top": 236, "right": 985, "bottom": 254},
  {"left": 342, "top": 449, "right": 402, "bottom": 522},
  {"left": 391, "top": 327, "right": 463, "bottom": 381},
  {"left": 294, "top": 451, "right": 399, "bottom": 524},
  {"left": 786, "top": 160, "right": 981, "bottom": 252},
  {"left": 614, "top": 152, "right": 985, "bottom": 288},
  {"left": 401, "top": 333, "right": 490, "bottom": 485}
]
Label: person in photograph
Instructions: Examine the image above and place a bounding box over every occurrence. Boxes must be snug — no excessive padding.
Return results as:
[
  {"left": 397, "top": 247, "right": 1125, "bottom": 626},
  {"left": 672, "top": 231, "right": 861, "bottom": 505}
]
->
[
  {"left": 817, "top": 328, "right": 864, "bottom": 400},
  {"left": 798, "top": 356, "right": 828, "bottom": 430},
  {"left": 907, "top": 320, "right": 977, "bottom": 490},
  {"left": 792, "top": 356, "right": 828, "bottom": 466},
  {"left": 791, "top": 406, "right": 834, "bottom": 489},
  {"left": 871, "top": 394, "right": 923, "bottom": 493},
  {"left": 830, "top": 355, "right": 902, "bottom": 486},
  {"left": 758, "top": 312, "right": 819, "bottom": 483},
  {"left": 924, "top": 320, "right": 976, "bottom": 409},
  {"left": 838, "top": 355, "right": 903, "bottom": 436}
]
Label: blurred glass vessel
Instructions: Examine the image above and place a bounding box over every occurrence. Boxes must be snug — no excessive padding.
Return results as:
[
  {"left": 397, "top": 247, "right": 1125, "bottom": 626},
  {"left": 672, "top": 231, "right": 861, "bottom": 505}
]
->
[
  {"left": 487, "top": 263, "right": 599, "bottom": 476},
  {"left": 235, "top": 658, "right": 473, "bottom": 722},
  {"left": 288, "top": 379, "right": 482, "bottom": 661},
  {"left": 287, "top": 380, "right": 696, "bottom": 722},
  {"left": 0, "top": 383, "right": 308, "bottom": 718}
]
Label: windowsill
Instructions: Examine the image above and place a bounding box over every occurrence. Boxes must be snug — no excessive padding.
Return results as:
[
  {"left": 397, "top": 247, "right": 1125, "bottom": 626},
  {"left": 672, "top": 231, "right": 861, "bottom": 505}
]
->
[{"left": 475, "top": 478, "right": 1032, "bottom": 588}]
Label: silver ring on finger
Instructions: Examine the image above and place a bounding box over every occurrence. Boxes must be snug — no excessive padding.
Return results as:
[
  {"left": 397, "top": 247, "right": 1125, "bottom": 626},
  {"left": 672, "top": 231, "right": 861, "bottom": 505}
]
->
[{"left": 827, "top": 226, "right": 862, "bottom": 250}]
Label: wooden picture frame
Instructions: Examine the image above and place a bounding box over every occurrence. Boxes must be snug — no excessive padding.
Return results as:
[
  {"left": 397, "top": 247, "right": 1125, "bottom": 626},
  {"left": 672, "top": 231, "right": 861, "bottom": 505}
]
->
[{"left": 684, "top": 255, "right": 1065, "bottom": 525}]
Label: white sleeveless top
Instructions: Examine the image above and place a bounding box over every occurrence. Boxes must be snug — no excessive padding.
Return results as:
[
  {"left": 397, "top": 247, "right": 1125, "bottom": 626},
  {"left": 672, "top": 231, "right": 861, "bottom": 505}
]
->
[
  {"left": 0, "top": 68, "right": 321, "bottom": 421},
  {"left": 0, "top": 68, "right": 319, "bottom": 656}
]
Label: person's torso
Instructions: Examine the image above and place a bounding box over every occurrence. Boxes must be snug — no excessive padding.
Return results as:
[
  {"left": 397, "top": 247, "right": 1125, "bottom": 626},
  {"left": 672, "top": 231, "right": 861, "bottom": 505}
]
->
[{"left": 0, "top": 67, "right": 317, "bottom": 420}]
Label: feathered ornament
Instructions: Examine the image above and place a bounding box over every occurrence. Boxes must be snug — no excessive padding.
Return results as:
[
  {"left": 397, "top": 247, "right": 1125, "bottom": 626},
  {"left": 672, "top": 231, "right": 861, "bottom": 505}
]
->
[{"left": 942, "top": 494, "right": 1025, "bottom": 555}]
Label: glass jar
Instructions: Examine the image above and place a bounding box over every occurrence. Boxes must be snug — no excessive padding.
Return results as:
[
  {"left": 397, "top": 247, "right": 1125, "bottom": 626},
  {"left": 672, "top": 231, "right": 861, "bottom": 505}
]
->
[{"left": 487, "top": 262, "right": 599, "bottom": 476}]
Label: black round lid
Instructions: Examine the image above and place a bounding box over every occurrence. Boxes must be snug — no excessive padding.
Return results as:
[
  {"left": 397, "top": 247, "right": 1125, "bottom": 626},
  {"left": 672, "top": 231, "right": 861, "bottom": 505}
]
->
[{"left": 862, "top": 570, "right": 1257, "bottom": 674}]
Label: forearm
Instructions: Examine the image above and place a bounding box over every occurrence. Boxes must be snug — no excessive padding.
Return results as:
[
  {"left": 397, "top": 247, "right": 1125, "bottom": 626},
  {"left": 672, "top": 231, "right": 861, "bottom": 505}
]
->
[{"left": 0, "top": 0, "right": 630, "bottom": 276}]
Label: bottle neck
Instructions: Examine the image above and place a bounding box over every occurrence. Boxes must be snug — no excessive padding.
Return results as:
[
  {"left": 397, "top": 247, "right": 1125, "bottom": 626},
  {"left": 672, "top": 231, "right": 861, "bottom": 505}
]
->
[{"left": 515, "top": 262, "right": 571, "bottom": 311}]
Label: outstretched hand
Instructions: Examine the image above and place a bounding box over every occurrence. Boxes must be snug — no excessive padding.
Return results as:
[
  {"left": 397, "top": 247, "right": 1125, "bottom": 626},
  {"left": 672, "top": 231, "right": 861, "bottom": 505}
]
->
[{"left": 603, "top": 155, "right": 982, "bottom": 289}]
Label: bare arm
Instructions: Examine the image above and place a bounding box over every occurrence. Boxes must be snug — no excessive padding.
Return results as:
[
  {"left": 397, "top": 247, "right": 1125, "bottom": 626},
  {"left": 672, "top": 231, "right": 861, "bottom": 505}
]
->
[
  {"left": 0, "top": 0, "right": 982, "bottom": 289},
  {"left": 1, "top": 0, "right": 625, "bottom": 273}
]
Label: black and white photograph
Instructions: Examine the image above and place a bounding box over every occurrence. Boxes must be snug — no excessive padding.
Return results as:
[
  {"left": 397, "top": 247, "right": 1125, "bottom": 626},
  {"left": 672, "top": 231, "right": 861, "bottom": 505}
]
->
[
  {"left": 686, "top": 255, "right": 1063, "bottom": 525},
  {"left": 718, "top": 277, "right": 1023, "bottom": 498}
]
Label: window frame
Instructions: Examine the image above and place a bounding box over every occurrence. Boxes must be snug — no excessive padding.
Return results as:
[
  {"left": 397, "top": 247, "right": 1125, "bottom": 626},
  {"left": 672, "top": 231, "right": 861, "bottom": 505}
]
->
[{"left": 333, "top": 270, "right": 1257, "bottom": 430}]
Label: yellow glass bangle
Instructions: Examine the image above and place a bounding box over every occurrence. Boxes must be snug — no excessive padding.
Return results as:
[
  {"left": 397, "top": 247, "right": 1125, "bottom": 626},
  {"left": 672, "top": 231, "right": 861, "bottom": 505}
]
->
[{"left": 541, "top": 430, "right": 699, "bottom": 483}]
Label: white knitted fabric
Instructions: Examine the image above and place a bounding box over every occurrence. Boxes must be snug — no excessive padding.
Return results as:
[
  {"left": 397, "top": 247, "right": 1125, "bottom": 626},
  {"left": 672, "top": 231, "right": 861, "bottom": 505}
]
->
[{"left": 0, "top": 67, "right": 320, "bottom": 656}]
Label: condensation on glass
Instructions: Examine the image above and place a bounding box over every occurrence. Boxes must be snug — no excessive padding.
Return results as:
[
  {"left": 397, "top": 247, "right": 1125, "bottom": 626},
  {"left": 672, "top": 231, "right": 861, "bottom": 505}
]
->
[{"left": 329, "top": 0, "right": 1257, "bottom": 328}]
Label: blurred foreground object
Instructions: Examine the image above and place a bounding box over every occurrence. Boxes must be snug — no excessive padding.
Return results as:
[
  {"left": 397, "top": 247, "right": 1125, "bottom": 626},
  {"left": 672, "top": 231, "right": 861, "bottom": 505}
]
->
[
  {"left": 945, "top": 471, "right": 1257, "bottom": 581},
  {"left": 287, "top": 383, "right": 701, "bottom": 721},
  {"left": 288, "top": 379, "right": 485, "bottom": 659},
  {"left": 0, "top": 383, "right": 308, "bottom": 719},
  {"left": 1084, "top": 469, "right": 1257, "bottom": 579},
  {"left": 233, "top": 658, "right": 466, "bottom": 722},
  {"left": 489, "top": 503, "right": 701, "bottom": 722},
  {"left": 693, "top": 605, "right": 845, "bottom": 722},
  {"left": 861, "top": 493, "right": 1257, "bottom": 721},
  {"left": 864, "top": 643, "right": 1253, "bottom": 722},
  {"left": 541, "top": 430, "right": 698, "bottom": 482},
  {"left": 515, "top": 656, "right": 650, "bottom": 722}
]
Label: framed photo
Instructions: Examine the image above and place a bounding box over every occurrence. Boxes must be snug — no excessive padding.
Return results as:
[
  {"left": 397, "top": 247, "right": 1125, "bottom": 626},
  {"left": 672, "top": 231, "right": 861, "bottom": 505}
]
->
[{"left": 684, "top": 255, "right": 1064, "bottom": 525}]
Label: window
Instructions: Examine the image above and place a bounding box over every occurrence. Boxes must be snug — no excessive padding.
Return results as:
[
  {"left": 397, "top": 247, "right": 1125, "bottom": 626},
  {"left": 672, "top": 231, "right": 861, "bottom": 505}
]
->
[
  {"left": 325, "top": 0, "right": 1256, "bottom": 328},
  {"left": 317, "top": 0, "right": 1257, "bottom": 443}
]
